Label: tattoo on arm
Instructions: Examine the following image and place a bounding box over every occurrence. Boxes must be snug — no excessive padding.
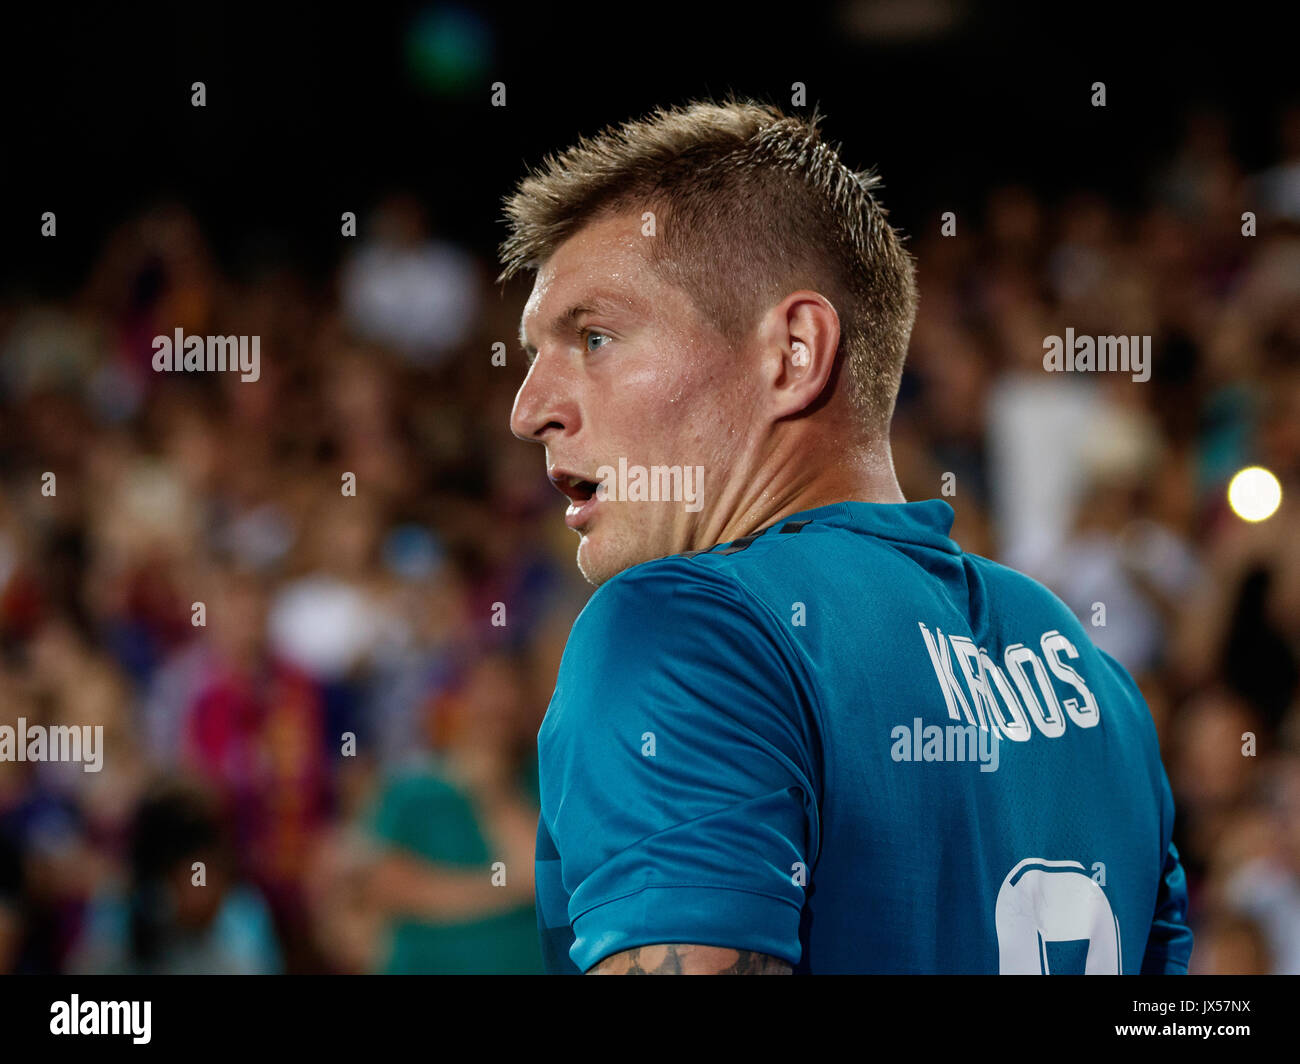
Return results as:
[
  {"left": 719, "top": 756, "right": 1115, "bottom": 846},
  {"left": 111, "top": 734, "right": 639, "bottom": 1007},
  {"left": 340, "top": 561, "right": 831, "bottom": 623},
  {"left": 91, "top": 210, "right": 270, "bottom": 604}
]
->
[{"left": 587, "top": 944, "right": 792, "bottom": 975}]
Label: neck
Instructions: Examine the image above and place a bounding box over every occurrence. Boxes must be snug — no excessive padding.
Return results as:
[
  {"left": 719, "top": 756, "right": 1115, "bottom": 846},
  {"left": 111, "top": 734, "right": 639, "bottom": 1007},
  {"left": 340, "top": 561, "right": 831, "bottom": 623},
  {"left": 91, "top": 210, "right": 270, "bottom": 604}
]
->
[{"left": 707, "top": 433, "right": 905, "bottom": 547}]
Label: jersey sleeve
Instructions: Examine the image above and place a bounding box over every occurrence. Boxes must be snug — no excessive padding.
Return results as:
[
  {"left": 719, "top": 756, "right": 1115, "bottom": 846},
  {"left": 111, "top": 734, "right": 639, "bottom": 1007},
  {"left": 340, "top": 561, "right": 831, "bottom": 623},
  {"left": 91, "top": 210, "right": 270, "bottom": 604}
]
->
[{"left": 538, "top": 557, "right": 822, "bottom": 972}]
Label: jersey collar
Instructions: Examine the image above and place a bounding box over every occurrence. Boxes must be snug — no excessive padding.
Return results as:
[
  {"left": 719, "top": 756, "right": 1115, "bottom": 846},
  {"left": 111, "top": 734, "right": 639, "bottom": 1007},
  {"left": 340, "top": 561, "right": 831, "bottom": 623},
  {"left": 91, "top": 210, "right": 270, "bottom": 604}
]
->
[{"left": 768, "top": 498, "right": 960, "bottom": 554}]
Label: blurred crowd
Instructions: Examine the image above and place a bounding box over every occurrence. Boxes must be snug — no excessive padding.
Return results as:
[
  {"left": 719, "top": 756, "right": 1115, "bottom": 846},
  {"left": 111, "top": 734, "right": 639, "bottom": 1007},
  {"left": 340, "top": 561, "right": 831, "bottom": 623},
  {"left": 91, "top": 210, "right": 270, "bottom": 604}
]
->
[{"left": 1, "top": 106, "right": 1298, "bottom": 974}]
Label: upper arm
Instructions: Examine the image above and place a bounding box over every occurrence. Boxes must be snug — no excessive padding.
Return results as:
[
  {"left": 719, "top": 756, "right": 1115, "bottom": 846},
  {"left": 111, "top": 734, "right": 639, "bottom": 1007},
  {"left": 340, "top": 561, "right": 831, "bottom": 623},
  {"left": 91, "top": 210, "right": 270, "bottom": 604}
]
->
[
  {"left": 541, "top": 561, "right": 820, "bottom": 973},
  {"left": 587, "top": 945, "right": 793, "bottom": 975}
]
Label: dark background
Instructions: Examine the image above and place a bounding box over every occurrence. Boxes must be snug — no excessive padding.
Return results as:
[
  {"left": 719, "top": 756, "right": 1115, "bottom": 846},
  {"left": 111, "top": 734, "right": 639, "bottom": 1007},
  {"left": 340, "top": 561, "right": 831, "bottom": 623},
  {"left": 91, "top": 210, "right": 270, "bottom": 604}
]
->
[{"left": 3, "top": 3, "right": 1294, "bottom": 291}]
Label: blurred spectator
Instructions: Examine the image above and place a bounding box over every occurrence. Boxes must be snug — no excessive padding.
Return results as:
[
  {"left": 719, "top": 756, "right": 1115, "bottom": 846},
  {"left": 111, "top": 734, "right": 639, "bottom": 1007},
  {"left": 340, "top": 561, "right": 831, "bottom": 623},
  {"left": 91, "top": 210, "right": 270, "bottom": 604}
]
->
[
  {"left": 339, "top": 193, "right": 483, "bottom": 365},
  {"left": 356, "top": 652, "right": 543, "bottom": 974},
  {"left": 69, "top": 781, "right": 280, "bottom": 974},
  {"left": 1221, "top": 755, "right": 1300, "bottom": 974}
]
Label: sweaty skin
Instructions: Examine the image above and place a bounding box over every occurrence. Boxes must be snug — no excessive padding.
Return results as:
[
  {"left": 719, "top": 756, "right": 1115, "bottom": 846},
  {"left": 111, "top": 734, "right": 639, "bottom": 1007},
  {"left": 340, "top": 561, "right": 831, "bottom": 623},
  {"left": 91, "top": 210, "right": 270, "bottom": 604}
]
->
[{"left": 511, "top": 209, "right": 904, "bottom": 587}]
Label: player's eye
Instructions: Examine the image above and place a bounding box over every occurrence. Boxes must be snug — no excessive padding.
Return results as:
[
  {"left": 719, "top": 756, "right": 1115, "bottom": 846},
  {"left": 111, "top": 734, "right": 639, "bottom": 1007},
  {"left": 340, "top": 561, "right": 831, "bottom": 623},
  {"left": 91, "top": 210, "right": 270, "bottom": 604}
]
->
[{"left": 583, "top": 329, "right": 612, "bottom": 353}]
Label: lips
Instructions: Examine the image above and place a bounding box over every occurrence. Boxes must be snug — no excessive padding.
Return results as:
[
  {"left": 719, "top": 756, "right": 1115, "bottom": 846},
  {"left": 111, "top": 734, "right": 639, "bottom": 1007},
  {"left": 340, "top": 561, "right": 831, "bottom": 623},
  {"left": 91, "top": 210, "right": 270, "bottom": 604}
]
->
[{"left": 547, "top": 466, "right": 605, "bottom": 530}]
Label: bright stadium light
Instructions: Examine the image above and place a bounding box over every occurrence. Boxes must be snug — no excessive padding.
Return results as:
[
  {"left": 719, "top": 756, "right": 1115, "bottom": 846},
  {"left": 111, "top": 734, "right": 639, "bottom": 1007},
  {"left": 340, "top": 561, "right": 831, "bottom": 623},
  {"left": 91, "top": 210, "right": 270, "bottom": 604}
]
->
[{"left": 1227, "top": 466, "right": 1282, "bottom": 523}]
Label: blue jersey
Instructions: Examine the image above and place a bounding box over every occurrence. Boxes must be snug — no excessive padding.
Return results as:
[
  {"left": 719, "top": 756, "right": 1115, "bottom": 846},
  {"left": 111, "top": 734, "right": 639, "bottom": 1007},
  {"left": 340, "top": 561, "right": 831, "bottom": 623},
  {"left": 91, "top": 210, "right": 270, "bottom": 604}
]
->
[{"left": 535, "top": 499, "right": 1193, "bottom": 974}]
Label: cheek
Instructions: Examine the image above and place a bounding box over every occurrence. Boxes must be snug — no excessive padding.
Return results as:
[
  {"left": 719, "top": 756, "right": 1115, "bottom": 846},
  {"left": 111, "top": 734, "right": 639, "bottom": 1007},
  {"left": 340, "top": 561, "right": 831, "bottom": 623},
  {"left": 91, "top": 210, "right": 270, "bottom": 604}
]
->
[
  {"left": 597, "top": 361, "right": 696, "bottom": 447},
  {"left": 595, "top": 340, "right": 752, "bottom": 460},
  {"left": 687, "top": 370, "right": 759, "bottom": 456}
]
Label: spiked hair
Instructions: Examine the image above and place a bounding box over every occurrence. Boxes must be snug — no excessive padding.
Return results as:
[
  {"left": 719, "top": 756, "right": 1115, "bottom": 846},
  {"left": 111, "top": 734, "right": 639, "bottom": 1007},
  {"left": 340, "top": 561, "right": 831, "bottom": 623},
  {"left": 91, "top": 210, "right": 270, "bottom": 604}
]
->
[{"left": 498, "top": 96, "right": 918, "bottom": 432}]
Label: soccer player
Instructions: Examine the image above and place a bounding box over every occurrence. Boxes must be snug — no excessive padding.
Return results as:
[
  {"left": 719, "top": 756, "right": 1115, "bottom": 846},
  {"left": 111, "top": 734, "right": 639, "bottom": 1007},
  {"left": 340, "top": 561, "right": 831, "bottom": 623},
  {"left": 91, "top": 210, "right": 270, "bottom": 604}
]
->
[{"left": 500, "top": 98, "right": 1194, "bottom": 974}]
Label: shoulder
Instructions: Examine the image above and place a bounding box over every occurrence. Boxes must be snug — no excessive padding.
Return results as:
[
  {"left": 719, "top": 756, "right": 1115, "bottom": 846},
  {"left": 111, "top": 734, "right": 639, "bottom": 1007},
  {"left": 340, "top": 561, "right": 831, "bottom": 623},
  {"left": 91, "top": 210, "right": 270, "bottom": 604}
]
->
[
  {"left": 965, "top": 551, "right": 1161, "bottom": 734},
  {"left": 964, "top": 550, "right": 1095, "bottom": 641},
  {"left": 544, "top": 546, "right": 812, "bottom": 751},
  {"left": 568, "top": 517, "right": 854, "bottom": 644},
  {"left": 965, "top": 548, "right": 1064, "bottom": 601},
  {"left": 566, "top": 549, "right": 777, "bottom": 654}
]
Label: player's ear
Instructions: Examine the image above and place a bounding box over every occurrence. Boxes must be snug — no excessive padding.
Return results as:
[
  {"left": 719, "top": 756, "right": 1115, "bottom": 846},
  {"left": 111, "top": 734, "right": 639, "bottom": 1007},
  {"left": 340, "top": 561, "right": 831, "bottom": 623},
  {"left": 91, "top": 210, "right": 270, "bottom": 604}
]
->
[{"left": 757, "top": 291, "right": 841, "bottom": 420}]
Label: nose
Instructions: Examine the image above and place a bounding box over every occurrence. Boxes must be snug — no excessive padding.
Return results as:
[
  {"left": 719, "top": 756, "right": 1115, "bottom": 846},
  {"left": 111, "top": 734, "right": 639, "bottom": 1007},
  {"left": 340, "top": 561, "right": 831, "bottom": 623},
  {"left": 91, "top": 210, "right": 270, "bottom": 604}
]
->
[{"left": 509, "top": 351, "right": 574, "bottom": 444}]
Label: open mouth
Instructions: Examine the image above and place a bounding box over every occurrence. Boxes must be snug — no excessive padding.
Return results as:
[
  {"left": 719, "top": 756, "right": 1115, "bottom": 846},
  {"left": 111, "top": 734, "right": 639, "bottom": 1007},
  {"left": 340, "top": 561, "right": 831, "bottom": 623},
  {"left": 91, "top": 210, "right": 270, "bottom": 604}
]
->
[
  {"left": 548, "top": 468, "right": 605, "bottom": 529},
  {"left": 554, "top": 474, "right": 602, "bottom": 505}
]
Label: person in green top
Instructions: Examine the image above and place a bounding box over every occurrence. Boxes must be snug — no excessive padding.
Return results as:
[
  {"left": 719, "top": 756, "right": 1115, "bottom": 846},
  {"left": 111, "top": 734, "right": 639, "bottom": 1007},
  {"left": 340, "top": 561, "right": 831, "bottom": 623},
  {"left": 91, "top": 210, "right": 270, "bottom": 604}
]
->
[{"left": 364, "top": 653, "right": 544, "bottom": 974}]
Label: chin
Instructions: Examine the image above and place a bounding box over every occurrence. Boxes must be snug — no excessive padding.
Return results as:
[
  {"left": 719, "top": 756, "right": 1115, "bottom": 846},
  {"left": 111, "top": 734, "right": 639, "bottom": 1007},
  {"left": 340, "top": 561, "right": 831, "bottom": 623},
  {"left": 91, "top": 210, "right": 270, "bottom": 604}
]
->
[
  {"left": 575, "top": 525, "right": 663, "bottom": 587},
  {"left": 575, "top": 535, "right": 619, "bottom": 587}
]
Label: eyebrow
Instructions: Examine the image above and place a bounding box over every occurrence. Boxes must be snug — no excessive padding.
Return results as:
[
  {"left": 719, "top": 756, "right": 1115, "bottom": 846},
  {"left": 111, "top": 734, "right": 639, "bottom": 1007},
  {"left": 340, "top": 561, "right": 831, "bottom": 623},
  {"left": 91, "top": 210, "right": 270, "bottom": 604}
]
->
[{"left": 519, "top": 293, "right": 641, "bottom": 360}]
